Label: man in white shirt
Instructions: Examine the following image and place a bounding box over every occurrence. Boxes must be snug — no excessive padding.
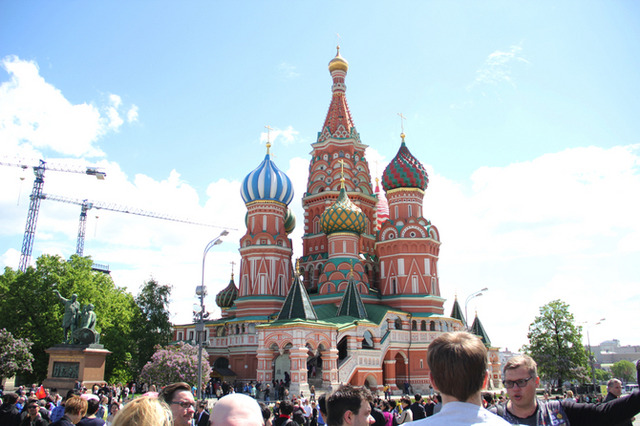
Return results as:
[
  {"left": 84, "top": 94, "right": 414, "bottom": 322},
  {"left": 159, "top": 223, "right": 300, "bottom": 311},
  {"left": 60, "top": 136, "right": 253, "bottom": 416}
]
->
[{"left": 409, "top": 331, "right": 509, "bottom": 426}]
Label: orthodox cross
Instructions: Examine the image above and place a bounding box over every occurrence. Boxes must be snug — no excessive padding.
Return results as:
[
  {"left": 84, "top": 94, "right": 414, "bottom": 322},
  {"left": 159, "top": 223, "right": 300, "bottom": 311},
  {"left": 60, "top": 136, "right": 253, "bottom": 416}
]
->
[
  {"left": 338, "top": 159, "right": 346, "bottom": 188},
  {"left": 230, "top": 260, "right": 236, "bottom": 278},
  {"left": 398, "top": 113, "right": 406, "bottom": 134},
  {"left": 264, "top": 125, "right": 274, "bottom": 153}
]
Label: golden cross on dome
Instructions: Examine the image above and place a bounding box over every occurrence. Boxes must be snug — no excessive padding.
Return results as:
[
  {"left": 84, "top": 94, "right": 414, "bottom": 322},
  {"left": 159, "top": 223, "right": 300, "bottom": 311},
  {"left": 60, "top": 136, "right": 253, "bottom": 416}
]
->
[
  {"left": 338, "top": 159, "right": 346, "bottom": 188},
  {"left": 398, "top": 113, "right": 406, "bottom": 141},
  {"left": 336, "top": 33, "right": 342, "bottom": 51},
  {"left": 264, "top": 125, "right": 274, "bottom": 154},
  {"left": 230, "top": 260, "right": 236, "bottom": 278}
]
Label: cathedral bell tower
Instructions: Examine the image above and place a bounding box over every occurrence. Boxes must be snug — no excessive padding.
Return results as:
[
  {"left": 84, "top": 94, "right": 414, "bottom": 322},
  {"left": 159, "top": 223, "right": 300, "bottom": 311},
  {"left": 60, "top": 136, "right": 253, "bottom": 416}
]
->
[
  {"left": 300, "top": 48, "right": 378, "bottom": 293},
  {"left": 376, "top": 133, "right": 444, "bottom": 314}
]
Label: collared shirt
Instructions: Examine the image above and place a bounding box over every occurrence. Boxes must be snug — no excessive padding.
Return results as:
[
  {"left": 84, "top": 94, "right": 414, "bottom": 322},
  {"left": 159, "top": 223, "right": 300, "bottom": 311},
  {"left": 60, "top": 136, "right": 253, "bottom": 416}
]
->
[{"left": 410, "top": 401, "right": 510, "bottom": 425}]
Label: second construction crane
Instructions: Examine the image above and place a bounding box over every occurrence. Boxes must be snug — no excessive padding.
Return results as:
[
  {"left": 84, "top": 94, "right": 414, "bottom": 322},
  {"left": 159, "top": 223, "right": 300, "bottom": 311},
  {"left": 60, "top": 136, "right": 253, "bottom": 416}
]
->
[{"left": 40, "top": 193, "right": 228, "bottom": 257}]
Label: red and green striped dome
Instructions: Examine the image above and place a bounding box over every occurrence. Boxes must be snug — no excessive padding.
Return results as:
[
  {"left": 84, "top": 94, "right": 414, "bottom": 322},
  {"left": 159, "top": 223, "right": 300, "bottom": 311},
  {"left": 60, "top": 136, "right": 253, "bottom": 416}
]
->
[
  {"left": 321, "top": 187, "right": 366, "bottom": 235},
  {"left": 382, "top": 139, "right": 428, "bottom": 191},
  {"left": 215, "top": 275, "right": 238, "bottom": 309}
]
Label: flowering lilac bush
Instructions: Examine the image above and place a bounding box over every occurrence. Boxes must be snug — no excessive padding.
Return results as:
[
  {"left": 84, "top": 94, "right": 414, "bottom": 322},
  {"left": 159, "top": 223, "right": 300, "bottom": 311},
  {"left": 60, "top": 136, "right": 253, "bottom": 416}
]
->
[
  {"left": 0, "top": 328, "right": 34, "bottom": 381},
  {"left": 139, "top": 342, "right": 211, "bottom": 388}
]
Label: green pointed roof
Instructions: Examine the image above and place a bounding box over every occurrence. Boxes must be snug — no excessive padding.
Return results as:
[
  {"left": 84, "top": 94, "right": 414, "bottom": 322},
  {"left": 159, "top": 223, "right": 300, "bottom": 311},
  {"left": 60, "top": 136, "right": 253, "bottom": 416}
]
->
[
  {"left": 470, "top": 313, "right": 491, "bottom": 347},
  {"left": 336, "top": 273, "right": 368, "bottom": 319},
  {"left": 450, "top": 296, "right": 466, "bottom": 328},
  {"left": 277, "top": 273, "right": 318, "bottom": 321}
]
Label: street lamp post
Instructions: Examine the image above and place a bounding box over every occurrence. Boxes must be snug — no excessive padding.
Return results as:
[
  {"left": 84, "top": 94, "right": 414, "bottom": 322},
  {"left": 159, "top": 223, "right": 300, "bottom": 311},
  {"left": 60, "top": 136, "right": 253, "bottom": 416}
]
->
[
  {"left": 196, "top": 230, "right": 229, "bottom": 400},
  {"left": 584, "top": 318, "right": 606, "bottom": 393},
  {"left": 464, "top": 287, "right": 488, "bottom": 329}
]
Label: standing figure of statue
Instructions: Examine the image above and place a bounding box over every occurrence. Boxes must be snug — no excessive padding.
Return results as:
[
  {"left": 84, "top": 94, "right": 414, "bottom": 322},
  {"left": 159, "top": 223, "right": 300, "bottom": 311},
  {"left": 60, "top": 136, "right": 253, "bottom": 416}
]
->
[{"left": 53, "top": 290, "right": 80, "bottom": 344}]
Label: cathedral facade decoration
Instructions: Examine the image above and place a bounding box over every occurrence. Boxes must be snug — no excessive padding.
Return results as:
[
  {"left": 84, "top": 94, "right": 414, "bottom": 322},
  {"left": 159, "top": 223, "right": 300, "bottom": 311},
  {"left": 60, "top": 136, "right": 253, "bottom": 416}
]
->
[{"left": 172, "top": 48, "right": 501, "bottom": 394}]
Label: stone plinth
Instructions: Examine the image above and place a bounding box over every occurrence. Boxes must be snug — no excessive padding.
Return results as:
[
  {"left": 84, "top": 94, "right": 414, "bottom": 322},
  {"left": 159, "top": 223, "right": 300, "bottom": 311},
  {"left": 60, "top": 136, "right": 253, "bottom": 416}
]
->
[{"left": 43, "top": 345, "right": 111, "bottom": 394}]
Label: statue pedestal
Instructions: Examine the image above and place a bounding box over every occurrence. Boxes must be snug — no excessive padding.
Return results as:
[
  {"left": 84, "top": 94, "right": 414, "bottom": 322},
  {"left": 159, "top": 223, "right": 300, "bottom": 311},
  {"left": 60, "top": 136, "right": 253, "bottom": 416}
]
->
[{"left": 43, "top": 345, "right": 111, "bottom": 394}]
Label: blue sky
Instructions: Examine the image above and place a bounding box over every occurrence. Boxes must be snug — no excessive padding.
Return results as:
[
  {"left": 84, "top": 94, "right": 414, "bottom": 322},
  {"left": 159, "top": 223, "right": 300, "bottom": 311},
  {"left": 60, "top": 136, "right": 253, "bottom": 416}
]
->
[{"left": 1, "top": 1, "right": 638, "bottom": 352}]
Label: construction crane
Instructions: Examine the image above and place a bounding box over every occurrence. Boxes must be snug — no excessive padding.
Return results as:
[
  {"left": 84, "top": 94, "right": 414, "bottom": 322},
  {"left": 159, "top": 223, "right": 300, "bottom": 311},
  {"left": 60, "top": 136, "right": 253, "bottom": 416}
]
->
[
  {"left": 39, "top": 193, "right": 228, "bottom": 257},
  {"left": 0, "top": 158, "right": 106, "bottom": 271}
]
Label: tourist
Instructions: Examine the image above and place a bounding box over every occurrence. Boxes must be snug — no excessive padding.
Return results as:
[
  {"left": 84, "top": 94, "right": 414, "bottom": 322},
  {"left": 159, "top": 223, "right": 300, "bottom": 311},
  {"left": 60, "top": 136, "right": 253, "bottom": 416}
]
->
[
  {"left": 326, "top": 384, "right": 374, "bottom": 426},
  {"left": 158, "top": 383, "right": 195, "bottom": 426},
  {"left": 409, "top": 331, "right": 509, "bottom": 425},
  {"left": 209, "top": 393, "right": 263, "bottom": 426},
  {"left": 78, "top": 394, "right": 105, "bottom": 426},
  {"left": 50, "top": 395, "right": 88, "bottom": 426},
  {"left": 397, "top": 397, "right": 412, "bottom": 424},
  {"left": 21, "top": 398, "right": 48, "bottom": 426},
  {"left": 111, "top": 396, "right": 172, "bottom": 426},
  {"left": 493, "top": 355, "right": 640, "bottom": 425}
]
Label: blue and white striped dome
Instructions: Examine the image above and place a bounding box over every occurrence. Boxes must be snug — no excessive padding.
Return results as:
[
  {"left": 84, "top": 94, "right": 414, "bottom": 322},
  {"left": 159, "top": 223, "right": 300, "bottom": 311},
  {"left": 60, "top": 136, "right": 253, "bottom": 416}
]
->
[{"left": 241, "top": 152, "right": 294, "bottom": 205}]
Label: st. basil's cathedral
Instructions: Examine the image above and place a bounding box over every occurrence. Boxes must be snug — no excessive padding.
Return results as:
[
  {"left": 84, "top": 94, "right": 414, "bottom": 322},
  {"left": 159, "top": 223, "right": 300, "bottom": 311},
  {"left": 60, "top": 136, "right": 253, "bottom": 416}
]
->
[{"left": 172, "top": 48, "right": 501, "bottom": 395}]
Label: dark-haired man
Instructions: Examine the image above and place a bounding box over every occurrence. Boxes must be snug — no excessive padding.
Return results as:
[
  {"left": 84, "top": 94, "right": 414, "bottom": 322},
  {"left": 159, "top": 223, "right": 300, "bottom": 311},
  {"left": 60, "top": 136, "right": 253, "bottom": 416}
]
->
[
  {"left": 494, "top": 355, "right": 640, "bottom": 425},
  {"left": 326, "top": 384, "right": 374, "bottom": 426},
  {"left": 411, "top": 331, "right": 509, "bottom": 425},
  {"left": 159, "top": 382, "right": 195, "bottom": 426}
]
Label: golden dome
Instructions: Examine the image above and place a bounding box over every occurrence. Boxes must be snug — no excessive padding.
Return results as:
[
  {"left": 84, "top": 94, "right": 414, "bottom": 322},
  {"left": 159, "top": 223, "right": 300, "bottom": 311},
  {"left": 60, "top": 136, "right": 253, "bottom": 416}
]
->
[{"left": 328, "top": 46, "right": 349, "bottom": 72}]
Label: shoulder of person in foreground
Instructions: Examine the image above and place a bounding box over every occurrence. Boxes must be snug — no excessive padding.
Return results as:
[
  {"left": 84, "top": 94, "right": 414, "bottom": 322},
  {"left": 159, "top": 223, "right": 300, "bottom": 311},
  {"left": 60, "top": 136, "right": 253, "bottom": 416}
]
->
[{"left": 409, "top": 402, "right": 510, "bottom": 425}]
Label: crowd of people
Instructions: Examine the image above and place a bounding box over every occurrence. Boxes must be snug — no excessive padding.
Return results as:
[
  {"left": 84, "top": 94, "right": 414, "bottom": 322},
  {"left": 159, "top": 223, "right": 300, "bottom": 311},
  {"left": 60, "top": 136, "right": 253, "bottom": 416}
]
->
[{"left": 1, "top": 331, "right": 639, "bottom": 425}]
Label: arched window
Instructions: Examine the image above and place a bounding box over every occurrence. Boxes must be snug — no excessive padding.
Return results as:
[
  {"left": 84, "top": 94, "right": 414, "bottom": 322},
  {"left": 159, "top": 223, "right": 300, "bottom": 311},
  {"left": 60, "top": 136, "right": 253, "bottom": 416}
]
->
[
  {"left": 412, "top": 320, "right": 417, "bottom": 331},
  {"left": 395, "top": 318, "right": 402, "bottom": 330},
  {"left": 430, "top": 321, "right": 436, "bottom": 331},
  {"left": 421, "top": 320, "right": 427, "bottom": 331},
  {"left": 362, "top": 331, "right": 374, "bottom": 349}
]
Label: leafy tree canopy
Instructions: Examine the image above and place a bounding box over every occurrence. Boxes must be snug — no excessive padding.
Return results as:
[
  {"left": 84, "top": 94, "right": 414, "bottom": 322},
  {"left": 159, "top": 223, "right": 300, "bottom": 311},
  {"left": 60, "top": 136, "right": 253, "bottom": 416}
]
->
[
  {"left": 0, "top": 254, "right": 170, "bottom": 384},
  {"left": 522, "top": 299, "right": 588, "bottom": 388},
  {"left": 611, "top": 360, "right": 636, "bottom": 383},
  {"left": 139, "top": 343, "right": 210, "bottom": 388},
  {"left": 0, "top": 328, "right": 34, "bottom": 381},
  {"left": 131, "top": 279, "right": 173, "bottom": 374}
]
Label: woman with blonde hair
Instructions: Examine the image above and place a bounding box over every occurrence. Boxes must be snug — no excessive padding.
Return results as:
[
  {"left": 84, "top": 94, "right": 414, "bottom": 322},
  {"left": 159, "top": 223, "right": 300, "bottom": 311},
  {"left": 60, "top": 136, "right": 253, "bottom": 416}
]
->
[{"left": 111, "top": 396, "right": 172, "bottom": 426}]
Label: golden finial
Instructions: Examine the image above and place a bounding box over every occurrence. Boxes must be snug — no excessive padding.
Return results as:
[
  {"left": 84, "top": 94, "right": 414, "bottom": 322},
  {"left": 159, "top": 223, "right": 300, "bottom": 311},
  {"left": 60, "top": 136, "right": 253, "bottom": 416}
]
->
[
  {"left": 231, "top": 261, "right": 236, "bottom": 279},
  {"left": 338, "top": 159, "right": 346, "bottom": 189},
  {"left": 398, "top": 113, "right": 406, "bottom": 142},
  {"left": 264, "top": 125, "right": 274, "bottom": 154}
]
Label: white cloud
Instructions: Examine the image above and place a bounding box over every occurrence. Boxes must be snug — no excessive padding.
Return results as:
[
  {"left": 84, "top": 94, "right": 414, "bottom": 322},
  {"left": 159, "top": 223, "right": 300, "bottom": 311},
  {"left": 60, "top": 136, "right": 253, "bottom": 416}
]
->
[
  {"left": 259, "top": 125, "right": 300, "bottom": 147},
  {"left": 430, "top": 144, "right": 640, "bottom": 350},
  {"left": 278, "top": 62, "right": 300, "bottom": 79},
  {"left": 127, "top": 105, "right": 139, "bottom": 123},
  {"left": 0, "top": 56, "right": 136, "bottom": 157},
  {"left": 470, "top": 43, "right": 529, "bottom": 90}
]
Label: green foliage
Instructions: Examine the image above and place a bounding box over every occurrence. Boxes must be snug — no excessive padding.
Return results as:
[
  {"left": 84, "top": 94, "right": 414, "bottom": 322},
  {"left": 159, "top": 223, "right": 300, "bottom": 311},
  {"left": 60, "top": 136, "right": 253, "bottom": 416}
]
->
[
  {"left": 0, "top": 255, "right": 140, "bottom": 383},
  {"left": 139, "top": 343, "right": 210, "bottom": 388},
  {"left": 131, "top": 279, "right": 173, "bottom": 376},
  {"left": 611, "top": 360, "right": 636, "bottom": 383},
  {"left": 0, "top": 328, "right": 34, "bottom": 381},
  {"left": 522, "top": 299, "right": 588, "bottom": 388},
  {"left": 595, "top": 368, "right": 611, "bottom": 382}
]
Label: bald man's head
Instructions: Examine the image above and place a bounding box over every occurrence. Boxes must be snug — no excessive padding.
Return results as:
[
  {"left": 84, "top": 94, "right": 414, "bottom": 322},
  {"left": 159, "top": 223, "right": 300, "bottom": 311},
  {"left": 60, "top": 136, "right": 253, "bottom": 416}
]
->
[{"left": 210, "top": 393, "right": 263, "bottom": 426}]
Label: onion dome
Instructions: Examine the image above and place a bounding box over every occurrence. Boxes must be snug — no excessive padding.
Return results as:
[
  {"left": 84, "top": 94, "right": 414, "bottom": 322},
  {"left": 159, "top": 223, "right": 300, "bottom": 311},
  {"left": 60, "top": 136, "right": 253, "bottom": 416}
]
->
[
  {"left": 321, "top": 187, "right": 366, "bottom": 235},
  {"left": 215, "top": 274, "right": 238, "bottom": 309},
  {"left": 284, "top": 207, "right": 296, "bottom": 234},
  {"left": 328, "top": 46, "right": 349, "bottom": 72},
  {"left": 241, "top": 143, "right": 294, "bottom": 205},
  {"left": 382, "top": 134, "right": 429, "bottom": 191}
]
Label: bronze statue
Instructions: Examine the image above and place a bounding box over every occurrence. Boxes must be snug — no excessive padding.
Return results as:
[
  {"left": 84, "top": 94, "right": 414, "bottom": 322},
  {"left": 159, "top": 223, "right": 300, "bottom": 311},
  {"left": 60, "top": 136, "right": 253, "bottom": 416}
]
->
[
  {"left": 53, "top": 290, "right": 80, "bottom": 343},
  {"left": 53, "top": 291, "right": 100, "bottom": 345}
]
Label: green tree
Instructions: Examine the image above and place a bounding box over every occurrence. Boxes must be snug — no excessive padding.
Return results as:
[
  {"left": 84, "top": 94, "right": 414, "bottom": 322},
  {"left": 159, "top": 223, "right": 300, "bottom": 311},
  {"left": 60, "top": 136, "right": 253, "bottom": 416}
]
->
[
  {"left": 131, "top": 279, "right": 173, "bottom": 376},
  {"left": 0, "top": 255, "right": 139, "bottom": 383},
  {"left": 595, "top": 368, "right": 612, "bottom": 383},
  {"left": 0, "top": 328, "right": 34, "bottom": 381},
  {"left": 611, "top": 360, "right": 636, "bottom": 383},
  {"left": 522, "top": 299, "right": 589, "bottom": 388}
]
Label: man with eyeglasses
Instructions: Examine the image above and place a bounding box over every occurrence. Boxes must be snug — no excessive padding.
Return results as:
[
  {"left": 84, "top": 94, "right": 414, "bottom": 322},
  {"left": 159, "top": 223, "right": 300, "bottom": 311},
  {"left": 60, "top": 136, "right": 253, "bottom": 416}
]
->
[
  {"left": 159, "top": 382, "right": 195, "bottom": 426},
  {"left": 493, "top": 355, "right": 640, "bottom": 425}
]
